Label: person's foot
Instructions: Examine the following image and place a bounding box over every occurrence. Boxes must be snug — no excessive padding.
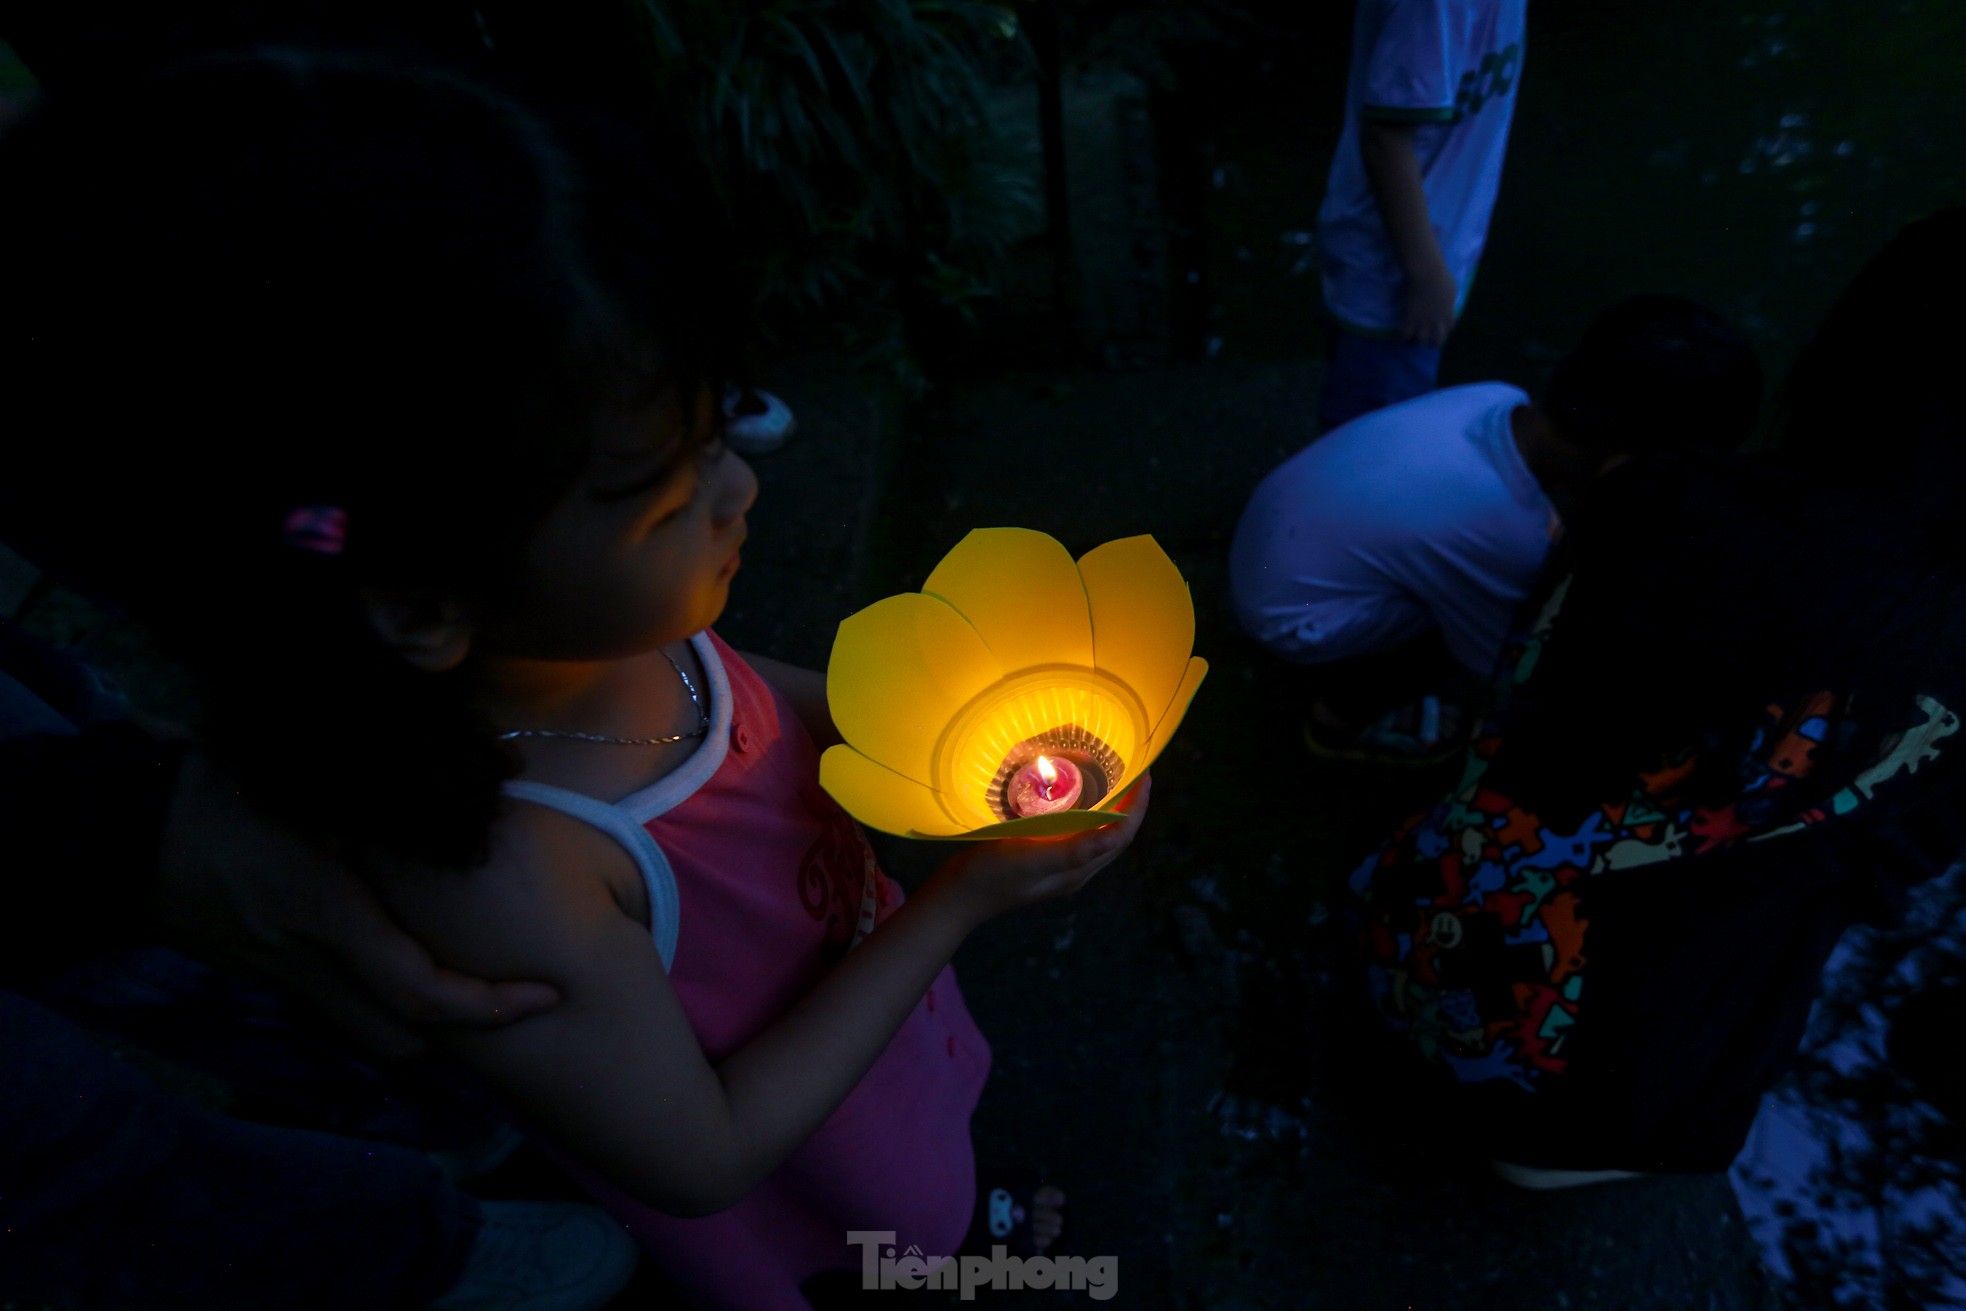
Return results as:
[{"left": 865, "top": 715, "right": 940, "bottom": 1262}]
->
[
  {"left": 722, "top": 386, "right": 796, "bottom": 456},
  {"left": 1303, "top": 694, "right": 1464, "bottom": 765},
  {"left": 429, "top": 1200, "right": 639, "bottom": 1311}
]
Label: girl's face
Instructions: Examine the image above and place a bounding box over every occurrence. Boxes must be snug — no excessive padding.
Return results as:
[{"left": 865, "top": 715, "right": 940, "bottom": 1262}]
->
[{"left": 480, "top": 384, "right": 758, "bottom": 661}]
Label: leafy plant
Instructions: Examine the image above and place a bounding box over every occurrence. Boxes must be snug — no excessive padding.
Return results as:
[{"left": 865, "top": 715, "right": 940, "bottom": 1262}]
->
[{"left": 609, "top": 0, "right": 1039, "bottom": 330}]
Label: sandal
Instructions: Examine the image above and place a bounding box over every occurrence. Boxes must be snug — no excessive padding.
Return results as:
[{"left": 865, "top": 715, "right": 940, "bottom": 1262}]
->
[{"left": 1302, "top": 694, "right": 1464, "bottom": 767}]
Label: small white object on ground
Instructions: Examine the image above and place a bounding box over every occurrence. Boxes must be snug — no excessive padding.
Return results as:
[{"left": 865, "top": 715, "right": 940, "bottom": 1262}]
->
[{"left": 430, "top": 1200, "right": 640, "bottom": 1311}]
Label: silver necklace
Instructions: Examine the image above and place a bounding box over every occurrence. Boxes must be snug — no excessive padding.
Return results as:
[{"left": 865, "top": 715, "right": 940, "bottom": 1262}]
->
[{"left": 498, "top": 649, "right": 709, "bottom": 747}]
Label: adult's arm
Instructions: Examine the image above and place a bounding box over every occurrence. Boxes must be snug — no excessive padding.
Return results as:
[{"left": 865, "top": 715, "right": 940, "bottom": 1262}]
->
[
  {"left": 0, "top": 724, "right": 557, "bottom": 1057},
  {"left": 152, "top": 748, "right": 561, "bottom": 1060}
]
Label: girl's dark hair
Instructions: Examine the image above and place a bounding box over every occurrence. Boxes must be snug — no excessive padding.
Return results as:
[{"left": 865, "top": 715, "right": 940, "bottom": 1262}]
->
[
  {"left": 1542, "top": 294, "right": 1762, "bottom": 454},
  {"left": 1505, "top": 220, "right": 1966, "bottom": 822},
  {"left": 0, "top": 49, "right": 741, "bottom": 866}
]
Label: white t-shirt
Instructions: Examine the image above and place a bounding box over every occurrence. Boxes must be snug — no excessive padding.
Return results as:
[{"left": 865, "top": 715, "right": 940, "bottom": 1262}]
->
[
  {"left": 1316, "top": 0, "right": 1527, "bottom": 335},
  {"left": 1229, "top": 382, "right": 1557, "bottom": 675}
]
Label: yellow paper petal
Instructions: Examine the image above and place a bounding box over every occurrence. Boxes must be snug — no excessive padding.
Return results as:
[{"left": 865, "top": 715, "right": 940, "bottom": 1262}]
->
[
  {"left": 1101, "top": 656, "right": 1209, "bottom": 804},
  {"left": 914, "top": 808, "right": 1127, "bottom": 841},
  {"left": 820, "top": 745, "right": 969, "bottom": 837},
  {"left": 922, "top": 528, "right": 1093, "bottom": 670},
  {"left": 1077, "top": 535, "right": 1194, "bottom": 732},
  {"left": 828, "top": 592, "right": 1006, "bottom": 786}
]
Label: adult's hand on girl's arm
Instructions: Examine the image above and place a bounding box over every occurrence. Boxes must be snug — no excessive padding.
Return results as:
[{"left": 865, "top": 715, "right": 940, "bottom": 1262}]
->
[
  {"left": 151, "top": 749, "right": 559, "bottom": 1062},
  {"left": 738, "top": 650, "right": 841, "bottom": 748}
]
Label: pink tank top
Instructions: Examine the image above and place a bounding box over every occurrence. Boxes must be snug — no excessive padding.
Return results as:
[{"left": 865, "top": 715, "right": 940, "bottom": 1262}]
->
[{"left": 504, "top": 631, "right": 991, "bottom": 1309}]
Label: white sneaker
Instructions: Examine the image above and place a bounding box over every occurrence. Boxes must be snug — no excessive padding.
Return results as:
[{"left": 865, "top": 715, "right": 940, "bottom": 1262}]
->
[
  {"left": 429, "top": 1200, "right": 638, "bottom": 1311},
  {"left": 723, "top": 386, "right": 796, "bottom": 456},
  {"left": 428, "top": 1122, "right": 527, "bottom": 1184}
]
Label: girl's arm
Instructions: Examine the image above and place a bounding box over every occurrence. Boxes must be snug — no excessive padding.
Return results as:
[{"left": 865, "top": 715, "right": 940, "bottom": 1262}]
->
[
  {"left": 378, "top": 778, "right": 1147, "bottom": 1216},
  {"left": 738, "top": 651, "right": 840, "bottom": 749}
]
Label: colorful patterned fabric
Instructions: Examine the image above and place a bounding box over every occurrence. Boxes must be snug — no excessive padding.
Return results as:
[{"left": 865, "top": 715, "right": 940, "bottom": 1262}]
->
[{"left": 1349, "top": 571, "right": 1961, "bottom": 1168}]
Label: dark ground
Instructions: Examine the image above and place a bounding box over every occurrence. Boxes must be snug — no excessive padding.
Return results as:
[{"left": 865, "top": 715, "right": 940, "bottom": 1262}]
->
[{"left": 7, "top": 2, "right": 1966, "bottom": 1307}]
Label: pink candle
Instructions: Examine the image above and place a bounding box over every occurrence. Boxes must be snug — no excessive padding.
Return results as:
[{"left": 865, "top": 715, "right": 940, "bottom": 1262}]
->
[{"left": 1006, "top": 754, "right": 1083, "bottom": 817}]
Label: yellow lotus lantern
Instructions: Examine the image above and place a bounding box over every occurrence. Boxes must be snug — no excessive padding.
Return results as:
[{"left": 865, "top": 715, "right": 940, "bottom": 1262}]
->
[{"left": 820, "top": 528, "right": 1208, "bottom": 839}]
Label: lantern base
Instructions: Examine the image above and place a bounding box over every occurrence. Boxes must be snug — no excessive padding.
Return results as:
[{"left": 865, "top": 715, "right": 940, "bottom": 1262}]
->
[{"left": 984, "top": 723, "right": 1122, "bottom": 821}]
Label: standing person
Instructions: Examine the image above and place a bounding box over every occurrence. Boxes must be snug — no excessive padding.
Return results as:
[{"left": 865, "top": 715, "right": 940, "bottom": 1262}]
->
[
  {"left": 1314, "top": 0, "right": 1527, "bottom": 432},
  {"left": 0, "top": 50, "right": 1139, "bottom": 1308},
  {"left": 1346, "top": 212, "right": 1966, "bottom": 1190},
  {"left": 1230, "top": 295, "right": 1760, "bottom": 760}
]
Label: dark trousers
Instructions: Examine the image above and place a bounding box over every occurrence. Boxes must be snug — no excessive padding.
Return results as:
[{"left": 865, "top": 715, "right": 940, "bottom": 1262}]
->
[
  {"left": 1317, "top": 325, "right": 1444, "bottom": 434},
  {"left": 0, "top": 990, "right": 479, "bottom": 1310},
  {"left": 0, "top": 625, "right": 480, "bottom": 1310}
]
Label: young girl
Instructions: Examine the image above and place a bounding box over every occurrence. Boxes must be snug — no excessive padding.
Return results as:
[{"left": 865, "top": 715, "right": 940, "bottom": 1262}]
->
[{"left": 0, "top": 50, "right": 1143, "bottom": 1306}]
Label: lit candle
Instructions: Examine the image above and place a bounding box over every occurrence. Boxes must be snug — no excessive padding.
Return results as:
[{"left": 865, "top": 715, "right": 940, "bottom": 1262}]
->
[{"left": 1006, "top": 753, "right": 1083, "bottom": 817}]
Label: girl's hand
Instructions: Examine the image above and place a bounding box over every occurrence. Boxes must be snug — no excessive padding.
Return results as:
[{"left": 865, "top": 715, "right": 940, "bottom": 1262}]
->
[{"left": 931, "top": 774, "right": 1152, "bottom": 923}]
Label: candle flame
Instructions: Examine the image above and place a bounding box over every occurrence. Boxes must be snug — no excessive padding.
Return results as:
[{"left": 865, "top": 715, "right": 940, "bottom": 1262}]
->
[{"left": 1036, "top": 755, "right": 1058, "bottom": 785}]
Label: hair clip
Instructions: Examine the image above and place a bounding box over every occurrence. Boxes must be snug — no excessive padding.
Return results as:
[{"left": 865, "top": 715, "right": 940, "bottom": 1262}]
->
[{"left": 282, "top": 506, "right": 348, "bottom": 556}]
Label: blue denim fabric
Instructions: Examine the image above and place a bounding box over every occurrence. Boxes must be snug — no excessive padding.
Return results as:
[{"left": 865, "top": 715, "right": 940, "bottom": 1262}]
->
[
  {"left": 1317, "top": 327, "right": 1443, "bottom": 433},
  {"left": 0, "top": 634, "right": 480, "bottom": 1309},
  {"left": 0, "top": 991, "right": 480, "bottom": 1310},
  {"left": 42, "top": 945, "right": 511, "bottom": 1154}
]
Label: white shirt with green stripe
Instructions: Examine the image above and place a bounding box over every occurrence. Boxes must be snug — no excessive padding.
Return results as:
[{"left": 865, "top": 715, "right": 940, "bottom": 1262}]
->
[{"left": 1315, "top": 0, "right": 1526, "bottom": 337}]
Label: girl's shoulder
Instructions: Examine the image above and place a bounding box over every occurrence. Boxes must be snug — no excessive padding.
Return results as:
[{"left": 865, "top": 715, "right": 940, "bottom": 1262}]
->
[{"left": 373, "top": 798, "right": 653, "bottom": 980}]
